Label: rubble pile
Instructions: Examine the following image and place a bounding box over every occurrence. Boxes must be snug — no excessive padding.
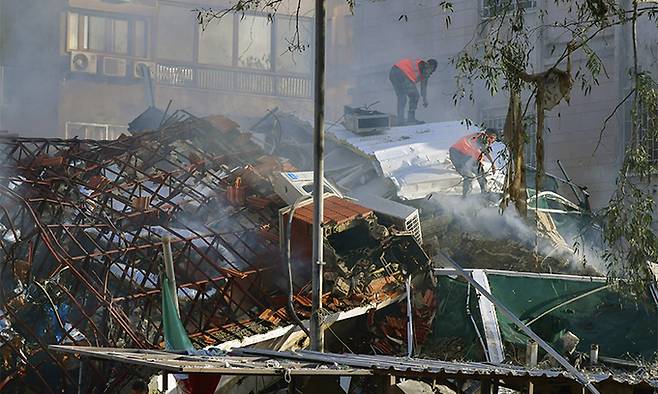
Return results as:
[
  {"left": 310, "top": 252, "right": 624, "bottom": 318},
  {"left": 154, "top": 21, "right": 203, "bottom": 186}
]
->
[{"left": 0, "top": 112, "right": 427, "bottom": 391}]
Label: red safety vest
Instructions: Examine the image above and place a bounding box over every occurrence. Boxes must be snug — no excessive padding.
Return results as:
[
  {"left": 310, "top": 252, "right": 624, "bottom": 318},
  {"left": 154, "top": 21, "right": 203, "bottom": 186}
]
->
[
  {"left": 451, "top": 133, "right": 486, "bottom": 160},
  {"left": 395, "top": 58, "right": 422, "bottom": 83}
]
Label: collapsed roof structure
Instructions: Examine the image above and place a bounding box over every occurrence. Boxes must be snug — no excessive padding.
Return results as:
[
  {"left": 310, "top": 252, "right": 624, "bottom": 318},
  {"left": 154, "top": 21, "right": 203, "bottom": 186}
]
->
[
  {"left": 1, "top": 108, "right": 656, "bottom": 393},
  {"left": 0, "top": 112, "right": 430, "bottom": 392}
]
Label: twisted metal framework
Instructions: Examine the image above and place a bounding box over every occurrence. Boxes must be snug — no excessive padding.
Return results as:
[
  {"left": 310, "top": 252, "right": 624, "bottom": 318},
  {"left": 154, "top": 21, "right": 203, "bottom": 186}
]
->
[{"left": 0, "top": 113, "right": 293, "bottom": 391}]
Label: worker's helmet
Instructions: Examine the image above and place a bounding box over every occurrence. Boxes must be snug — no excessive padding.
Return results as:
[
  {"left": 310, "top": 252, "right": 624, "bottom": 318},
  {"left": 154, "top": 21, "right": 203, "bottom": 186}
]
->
[{"left": 427, "top": 59, "right": 438, "bottom": 72}]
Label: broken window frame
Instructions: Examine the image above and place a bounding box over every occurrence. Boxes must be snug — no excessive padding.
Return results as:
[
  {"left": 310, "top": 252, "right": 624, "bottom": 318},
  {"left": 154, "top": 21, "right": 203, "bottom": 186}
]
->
[{"left": 66, "top": 9, "right": 150, "bottom": 58}]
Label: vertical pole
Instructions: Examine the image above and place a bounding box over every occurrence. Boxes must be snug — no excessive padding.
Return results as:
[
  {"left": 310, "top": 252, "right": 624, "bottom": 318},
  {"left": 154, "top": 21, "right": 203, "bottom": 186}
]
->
[
  {"left": 162, "top": 236, "right": 180, "bottom": 317},
  {"left": 525, "top": 340, "right": 538, "bottom": 368},
  {"left": 590, "top": 344, "right": 599, "bottom": 365},
  {"left": 77, "top": 359, "right": 83, "bottom": 394},
  {"left": 406, "top": 275, "right": 414, "bottom": 357},
  {"left": 311, "top": 0, "right": 326, "bottom": 352}
]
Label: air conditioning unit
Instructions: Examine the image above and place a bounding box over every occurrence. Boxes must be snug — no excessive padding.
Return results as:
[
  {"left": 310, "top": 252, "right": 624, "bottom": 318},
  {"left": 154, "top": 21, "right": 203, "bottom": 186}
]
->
[
  {"left": 348, "top": 191, "right": 423, "bottom": 245},
  {"left": 343, "top": 106, "right": 391, "bottom": 134},
  {"left": 272, "top": 171, "right": 343, "bottom": 205},
  {"left": 70, "top": 51, "right": 98, "bottom": 74},
  {"left": 133, "top": 61, "right": 156, "bottom": 79},
  {"left": 103, "top": 57, "right": 128, "bottom": 77}
]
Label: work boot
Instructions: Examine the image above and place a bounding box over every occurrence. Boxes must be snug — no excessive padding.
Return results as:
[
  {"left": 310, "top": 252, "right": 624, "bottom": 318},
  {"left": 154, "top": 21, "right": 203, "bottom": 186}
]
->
[{"left": 406, "top": 111, "right": 425, "bottom": 125}]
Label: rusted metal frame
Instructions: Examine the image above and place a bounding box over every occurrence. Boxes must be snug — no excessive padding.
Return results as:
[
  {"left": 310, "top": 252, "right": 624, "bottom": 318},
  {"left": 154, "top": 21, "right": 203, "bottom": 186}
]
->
[
  {"left": 136, "top": 298, "right": 159, "bottom": 345},
  {"left": 209, "top": 279, "right": 264, "bottom": 334},
  {"left": 29, "top": 280, "right": 82, "bottom": 346},
  {"left": 227, "top": 276, "right": 269, "bottom": 321},
  {"left": 162, "top": 226, "right": 249, "bottom": 279},
  {"left": 63, "top": 233, "right": 225, "bottom": 262},
  {"left": 90, "top": 156, "right": 137, "bottom": 219},
  {"left": 0, "top": 340, "right": 55, "bottom": 393},
  {"left": 98, "top": 157, "right": 209, "bottom": 210},
  {"left": 209, "top": 211, "right": 270, "bottom": 260},
  {"left": 99, "top": 231, "right": 162, "bottom": 305},
  {"left": 109, "top": 267, "right": 271, "bottom": 302},
  {"left": 59, "top": 226, "right": 94, "bottom": 262},
  {"left": 2, "top": 301, "right": 76, "bottom": 388},
  {"left": 137, "top": 145, "right": 218, "bottom": 203},
  {"left": 51, "top": 281, "right": 108, "bottom": 347},
  {"left": 180, "top": 280, "right": 204, "bottom": 331},
  {"left": 198, "top": 280, "right": 240, "bottom": 334},
  {"left": 167, "top": 241, "right": 241, "bottom": 328},
  {"left": 0, "top": 206, "right": 22, "bottom": 261},
  {"left": 0, "top": 285, "right": 55, "bottom": 392},
  {"left": 159, "top": 166, "right": 210, "bottom": 207},
  {"left": 215, "top": 232, "right": 261, "bottom": 274},
  {"left": 146, "top": 298, "right": 165, "bottom": 345},
  {"left": 28, "top": 219, "right": 148, "bottom": 347}
]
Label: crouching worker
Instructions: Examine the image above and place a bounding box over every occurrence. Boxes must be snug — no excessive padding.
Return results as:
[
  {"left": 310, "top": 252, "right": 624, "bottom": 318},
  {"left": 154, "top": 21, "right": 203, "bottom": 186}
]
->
[{"left": 449, "top": 128, "right": 499, "bottom": 197}]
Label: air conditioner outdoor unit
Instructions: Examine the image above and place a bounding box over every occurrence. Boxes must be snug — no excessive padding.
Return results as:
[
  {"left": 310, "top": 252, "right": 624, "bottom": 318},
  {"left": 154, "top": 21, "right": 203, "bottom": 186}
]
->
[
  {"left": 103, "top": 57, "right": 128, "bottom": 77},
  {"left": 349, "top": 191, "right": 423, "bottom": 245},
  {"left": 343, "top": 106, "right": 391, "bottom": 135},
  {"left": 134, "top": 61, "right": 156, "bottom": 79},
  {"left": 70, "top": 51, "right": 98, "bottom": 74},
  {"left": 272, "top": 171, "right": 343, "bottom": 205}
]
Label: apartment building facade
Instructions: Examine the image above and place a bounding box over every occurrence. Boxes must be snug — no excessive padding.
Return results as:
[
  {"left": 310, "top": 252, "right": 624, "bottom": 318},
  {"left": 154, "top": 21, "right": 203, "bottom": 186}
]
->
[
  {"left": 0, "top": 0, "right": 345, "bottom": 139},
  {"left": 342, "top": 0, "right": 658, "bottom": 209}
]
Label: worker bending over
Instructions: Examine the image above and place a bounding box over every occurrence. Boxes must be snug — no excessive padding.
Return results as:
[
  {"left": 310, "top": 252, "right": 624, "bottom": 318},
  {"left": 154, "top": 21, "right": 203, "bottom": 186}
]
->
[
  {"left": 449, "top": 128, "right": 499, "bottom": 197},
  {"left": 389, "top": 58, "right": 437, "bottom": 125}
]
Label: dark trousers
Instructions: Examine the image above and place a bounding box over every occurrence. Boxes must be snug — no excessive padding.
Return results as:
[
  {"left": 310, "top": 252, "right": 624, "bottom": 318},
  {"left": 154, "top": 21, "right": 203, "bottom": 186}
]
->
[
  {"left": 389, "top": 66, "right": 419, "bottom": 123},
  {"left": 449, "top": 147, "right": 488, "bottom": 196}
]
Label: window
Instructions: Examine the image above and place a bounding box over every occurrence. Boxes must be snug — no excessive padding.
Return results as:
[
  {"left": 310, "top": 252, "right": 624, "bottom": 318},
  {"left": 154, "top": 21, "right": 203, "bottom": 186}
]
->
[
  {"left": 198, "top": 18, "right": 233, "bottom": 66},
  {"left": 481, "top": 0, "right": 536, "bottom": 18},
  {"left": 157, "top": 5, "right": 196, "bottom": 61},
  {"left": 238, "top": 15, "right": 272, "bottom": 70},
  {"left": 275, "top": 16, "right": 313, "bottom": 74},
  {"left": 67, "top": 11, "right": 148, "bottom": 57},
  {"left": 157, "top": 6, "right": 312, "bottom": 75}
]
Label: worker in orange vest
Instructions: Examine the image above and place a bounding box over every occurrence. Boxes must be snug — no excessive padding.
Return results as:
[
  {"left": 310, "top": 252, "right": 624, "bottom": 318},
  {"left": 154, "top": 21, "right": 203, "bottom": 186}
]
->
[
  {"left": 449, "top": 128, "right": 499, "bottom": 197},
  {"left": 389, "top": 58, "right": 437, "bottom": 125}
]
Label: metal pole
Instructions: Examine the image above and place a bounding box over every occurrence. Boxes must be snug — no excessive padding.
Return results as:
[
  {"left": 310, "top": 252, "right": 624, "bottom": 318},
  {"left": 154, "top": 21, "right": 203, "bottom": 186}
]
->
[
  {"left": 77, "top": 359, "right": 83, "bottom": 394},
  {"left": 435, "top": 252, "right": 600, "bottom": 394},
  {"left": 161, "top": 236, "right": 180, "bottom": 317},
  {"left": 406, "top": 275, "right": 413, "bottom": 357},
  {"left": 310, "top": 0, "right": 326, "bottom": 352}
]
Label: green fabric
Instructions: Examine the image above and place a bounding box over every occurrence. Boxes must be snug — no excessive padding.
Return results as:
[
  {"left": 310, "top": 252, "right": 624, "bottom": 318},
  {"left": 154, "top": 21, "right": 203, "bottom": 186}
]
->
[
  {"left": 162, "top": 276, "right": 194, "bottom": 351},
  {"left": 426, "top": 276, "right": 487, "bottom": 361},
  {"left": 487, "top": 274, "right": 658, "bottom": 360}
]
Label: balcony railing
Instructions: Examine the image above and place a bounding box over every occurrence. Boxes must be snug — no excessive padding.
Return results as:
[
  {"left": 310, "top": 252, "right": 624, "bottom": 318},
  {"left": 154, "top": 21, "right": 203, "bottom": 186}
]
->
[{"left": 155, "top": 63, "right": 312, "bottom": 99}]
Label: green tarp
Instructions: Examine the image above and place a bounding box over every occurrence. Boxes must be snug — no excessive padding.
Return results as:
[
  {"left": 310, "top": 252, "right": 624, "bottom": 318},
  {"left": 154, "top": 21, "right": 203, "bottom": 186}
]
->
[
  {"left": 162, "top": 276, "right": 194, "bottom": 352},
  {"left": 430, "top": 273, "right": 658, "bottom": 361}
]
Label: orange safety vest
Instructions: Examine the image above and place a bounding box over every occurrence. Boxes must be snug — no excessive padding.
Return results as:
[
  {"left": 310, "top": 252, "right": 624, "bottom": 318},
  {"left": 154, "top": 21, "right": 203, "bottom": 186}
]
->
[
  {"left": 451, "top": 133, "right": 487, "bottom": 160},
  {"left": 394, "top": 58, "right": 422, "bottom": 83}
]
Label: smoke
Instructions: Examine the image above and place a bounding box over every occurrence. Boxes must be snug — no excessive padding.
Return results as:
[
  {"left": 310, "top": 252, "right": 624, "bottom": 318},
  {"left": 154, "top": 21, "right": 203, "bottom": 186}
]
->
[{"left": 422, "top": 194, "right": 607, "bottom": 275}]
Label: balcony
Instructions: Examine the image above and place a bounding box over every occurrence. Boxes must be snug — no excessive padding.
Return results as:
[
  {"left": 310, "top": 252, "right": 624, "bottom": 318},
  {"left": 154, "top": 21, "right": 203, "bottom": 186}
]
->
[{"left": 155, "top": 63, "right": 313, "bottom": 99}]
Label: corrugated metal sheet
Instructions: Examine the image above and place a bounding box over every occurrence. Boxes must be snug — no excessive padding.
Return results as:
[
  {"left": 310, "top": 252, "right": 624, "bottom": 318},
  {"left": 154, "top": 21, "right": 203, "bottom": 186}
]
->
[
  {"left": 326, "top": 121, "right": 505, "bottom": 200},
  {"left": 236, "top": 349, "right": 658, "bottom": 388},
  {"left": 51, "top": 345, "right": 658, "bottom": 388}
]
